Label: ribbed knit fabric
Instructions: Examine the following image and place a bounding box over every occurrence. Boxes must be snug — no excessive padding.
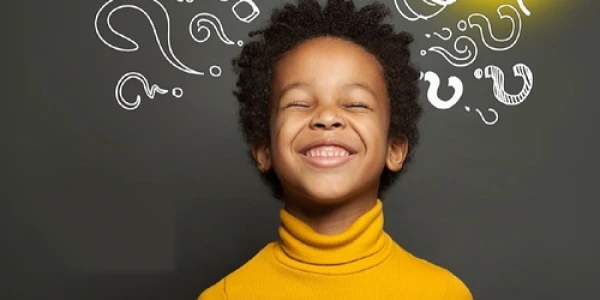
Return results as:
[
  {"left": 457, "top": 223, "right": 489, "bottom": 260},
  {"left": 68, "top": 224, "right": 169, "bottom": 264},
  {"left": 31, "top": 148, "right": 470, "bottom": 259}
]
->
[{"left": 198, "top": 199, "right": 472, "bottom": 300}]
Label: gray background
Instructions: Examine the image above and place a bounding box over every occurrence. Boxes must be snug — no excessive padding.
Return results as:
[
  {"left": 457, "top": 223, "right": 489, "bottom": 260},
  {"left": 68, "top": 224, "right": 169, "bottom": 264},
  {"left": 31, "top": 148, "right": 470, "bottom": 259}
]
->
[{"left": 2, "top": 0, "right": 599, "bottom": 299}]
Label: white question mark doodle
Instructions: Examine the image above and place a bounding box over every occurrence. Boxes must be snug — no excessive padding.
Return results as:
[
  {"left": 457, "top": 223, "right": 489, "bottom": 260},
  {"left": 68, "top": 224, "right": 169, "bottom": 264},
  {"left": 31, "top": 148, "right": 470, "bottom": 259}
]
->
[
  {"left": 465, "top": 106, "right": 499, "bottom": 125},
  {"left": 422, "top": 71, "right": 464, "bottom": 109},
  {"left": 115, "top": 72, "right": 183, "bottom": 111},
  {"left": 466, "top": 4, "right": 523, "bottom": 52},
  {"left": 189, "top": 12, "right": 244, "bottom": 47},
  {"left": 94, "top": 0, "right": 210, "bottom": 76},
  {"left": 474, "top": 63, "right": 533, "bottom": 106},
  {"left": 421, "top": 35, "right": 479, "bottom": 68},
  {"left": 394, "top": 0, "right": 458, "bottom": 21},
  {"left": 425, "top": 27, "right": 452, "bottom": 41}
]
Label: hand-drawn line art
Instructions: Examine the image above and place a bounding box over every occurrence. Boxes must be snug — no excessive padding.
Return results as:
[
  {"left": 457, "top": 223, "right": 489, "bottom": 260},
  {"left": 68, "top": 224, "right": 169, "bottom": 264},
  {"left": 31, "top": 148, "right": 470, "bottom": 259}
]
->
[
  {"left": 464, "top": 4, "right": 523, "bottom": 52},
  {"left": 179, "top": 0, "right": 261, "bottom": 23},
  {"left": 95, "top": 0, "right": 208, "bottom": 75},
  {"left": 230, "top": 0, "right": 261, "bottom": 23},
  {"left": 474, "top": 63, "right": 533, "bottom": 106},
  {"left": 425, "top": 27, "right": 452, "bottom": 41},
  {"left": 189, "top": 12, "right": 244, "bottom": 47},
  {"left": 393, "top": 0, "right": 458, "bottom": 21},
  {"left": 516, "top": 0, "right": 531, "bottom": 16},
  {"left": 465, "top": 106, "right": 499, "bottom": 125},
  {"left": 421, "top": 35, "right": 478, "bottom": 68},
  {"left": 115, "top": 72, "right": 183, "bottom": 111},
  {"left": 422, "top": 71, "right": 464, "bottom": 109}
]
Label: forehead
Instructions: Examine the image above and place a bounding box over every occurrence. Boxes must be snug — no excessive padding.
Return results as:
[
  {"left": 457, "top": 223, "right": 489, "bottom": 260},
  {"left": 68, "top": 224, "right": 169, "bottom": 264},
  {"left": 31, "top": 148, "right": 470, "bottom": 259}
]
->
[{"left": 271, "top": 37, "right": 387, "bottom": 94}]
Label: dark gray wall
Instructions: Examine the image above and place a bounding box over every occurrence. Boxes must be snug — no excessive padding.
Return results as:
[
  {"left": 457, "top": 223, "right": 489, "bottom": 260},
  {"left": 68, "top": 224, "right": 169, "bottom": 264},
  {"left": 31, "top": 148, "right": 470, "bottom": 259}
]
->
[{"left": 2, "top": 0, "right": 598, "bottom": 299}]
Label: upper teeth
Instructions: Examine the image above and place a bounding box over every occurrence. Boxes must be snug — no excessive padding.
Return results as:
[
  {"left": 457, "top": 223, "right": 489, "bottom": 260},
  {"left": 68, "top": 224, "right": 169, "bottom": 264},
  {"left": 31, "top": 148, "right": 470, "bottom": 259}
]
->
[{"left": 304, "top": 146, "right": 350, "bottom": 157}]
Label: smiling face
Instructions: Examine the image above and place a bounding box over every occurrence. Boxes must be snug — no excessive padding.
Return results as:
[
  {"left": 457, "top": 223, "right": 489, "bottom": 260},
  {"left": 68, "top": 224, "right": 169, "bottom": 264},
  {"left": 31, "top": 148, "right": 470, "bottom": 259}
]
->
[{"left": 252, "top": 37, "right": 408, "bottom": 208}]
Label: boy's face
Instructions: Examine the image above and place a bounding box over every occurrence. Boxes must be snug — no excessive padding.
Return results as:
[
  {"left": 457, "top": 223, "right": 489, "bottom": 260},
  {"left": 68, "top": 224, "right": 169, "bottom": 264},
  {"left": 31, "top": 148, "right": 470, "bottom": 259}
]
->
[{"left": 253, "top": 37, "right": 407, "bottom": 205}]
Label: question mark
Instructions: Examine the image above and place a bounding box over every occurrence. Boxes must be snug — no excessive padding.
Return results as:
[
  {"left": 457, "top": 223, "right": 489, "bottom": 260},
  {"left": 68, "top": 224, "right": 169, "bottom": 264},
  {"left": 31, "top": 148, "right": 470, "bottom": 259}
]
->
[
  {"left": 465, "top": 4, "right": 523, "bottom": 52},
  {"left": 95, "top": 0, "right": 211, "bottom": 75},
  {"left": 115, "top": 72, "right": 183, "bottom": 111},
  {"left": 474, "top": 63, "right": 533, "bottom": 106},
  {"left": 465, "top": 106, "right": 499, "bottom": 125},
  {"left": 422, "top": 71, "right": 464, "bottom": 109},
  {"left": 421, "top": 35, "right": 479, "bottom": 68}
]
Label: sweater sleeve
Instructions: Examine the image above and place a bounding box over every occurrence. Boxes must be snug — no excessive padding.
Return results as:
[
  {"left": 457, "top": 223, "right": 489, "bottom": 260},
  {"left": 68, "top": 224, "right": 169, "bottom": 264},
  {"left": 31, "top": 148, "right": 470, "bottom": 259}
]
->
[
  {"left": 198, "top": 278, "right": 228, "bottom": 300},
  {"left": 445, "top": 272, "right": 473, "bottom": 300}
]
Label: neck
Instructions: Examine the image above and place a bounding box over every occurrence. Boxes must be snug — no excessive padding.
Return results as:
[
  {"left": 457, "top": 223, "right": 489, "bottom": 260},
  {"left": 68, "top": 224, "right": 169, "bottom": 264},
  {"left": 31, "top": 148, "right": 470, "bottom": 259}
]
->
[{"left": 283, "top": 193, "right": 378, "bottom": 235}]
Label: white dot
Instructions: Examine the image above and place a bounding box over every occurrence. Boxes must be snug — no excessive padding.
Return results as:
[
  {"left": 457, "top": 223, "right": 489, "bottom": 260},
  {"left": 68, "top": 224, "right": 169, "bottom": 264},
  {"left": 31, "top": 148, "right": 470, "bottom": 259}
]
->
[
  {"left": 237, "top": 40, "right": 244, "bottom": 47},
  {"left": 210, "top": 65, "right": 222, "bottom": 77},
  {"left": 464, "top": 106, "right": 470, "bottom": 112},
  {"left": 172, "top": 88, "right": 184, "bottom": 98},
  {"left": 474, "top": 68, "right": 483, "bottom": 79},
  {"left": 186, "top": 0, "right": 193, "bottom": 3},
  {"left": 425, "top": 33, "right": 431, "bottom": 38},
  {"left": 457, "top": 20, "right": 467, "bottom": 31},
  {"left": 420, "top": 50, "right": 426, "bottom": 56}
]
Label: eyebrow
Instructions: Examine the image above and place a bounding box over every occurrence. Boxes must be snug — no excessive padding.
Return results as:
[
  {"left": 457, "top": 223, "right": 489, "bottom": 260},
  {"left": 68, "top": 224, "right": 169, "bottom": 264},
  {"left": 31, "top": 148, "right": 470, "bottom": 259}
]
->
[{"left": 277, "top": 82, "right": 378, "bottom": 100}]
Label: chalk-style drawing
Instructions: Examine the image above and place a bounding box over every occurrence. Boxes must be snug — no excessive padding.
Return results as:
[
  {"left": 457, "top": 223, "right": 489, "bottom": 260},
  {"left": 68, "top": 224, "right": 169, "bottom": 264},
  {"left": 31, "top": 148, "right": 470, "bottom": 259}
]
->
[
  {"left": 95, "top": 0, "right": 205, "bottom": 75},
  {"left": 422, "top": 71, "right": 464, "bottom": 109},
  {"left": 115, "top": 72, "right": 183, "bottom": 111},
  {"left": 466, "top": 4, "right": 523, "bottom": 52},
  {"left": 517, "top": 0, "right": 531, "bottom": 16},
  {"left": 393, "top": 0, "right": 458, "bottom": 21},
  {"left": 231, "top": 0, "right": 261, "bottom": 23},
  {"left": 421, "top": 35, "right": 478, "bottom": 68},
  {"left": 474, "top": 63, "right": 533, "bottom": 106},
  {"left": 465, "top": 106, "right": 499, "bottom": 125},
  {"left": 189, "top": 12, "right": 243, "bottom": 47},
  {"left": 425, "top": 27, "right": 452, "bottom": 41},
  {"left": 179, "top": 0, "right": 261, "bottom": 23}
]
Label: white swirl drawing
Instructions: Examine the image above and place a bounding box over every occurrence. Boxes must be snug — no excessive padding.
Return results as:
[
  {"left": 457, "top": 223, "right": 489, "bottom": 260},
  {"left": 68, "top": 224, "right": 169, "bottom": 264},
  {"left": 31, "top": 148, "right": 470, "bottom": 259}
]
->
[
  {"left": 115, "top": 72, "right": 183, "bottom": 111},
  {"left": 394, "top": 0, "right": 458, "bottom": 21},
  {"left": 465, "top": 106, "right": 499, "bottom": 125},
  {"left": 421, "top": 35, "right": 479, "bottom": 68},
  {"left": 465, "top": 4, "right": 523, "bottom": 52},
  {"left": 474, "top": 63, "right": 533, "bottom": 106},
  {"left": 425, "top": 27, "right": 452, "bottom": 41},
  {"left": 95, "top": 0, "right": 204, "bottom": 75},
  {"left": 189, "top": 12, "right": 243, "bottom": 46},
  {"left": 422, "top": 71, "right": 464, "bottom": 109}
]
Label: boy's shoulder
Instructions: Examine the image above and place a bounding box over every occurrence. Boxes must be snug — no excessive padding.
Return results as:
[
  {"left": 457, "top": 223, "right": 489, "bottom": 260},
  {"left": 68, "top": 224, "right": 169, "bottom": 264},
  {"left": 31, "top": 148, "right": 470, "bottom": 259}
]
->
[
  {"left": 197, "top": 242, "right": 276, "bottom": 300},
  {"left": 387, "top": 241, "right": 473, "bottom": 300}
]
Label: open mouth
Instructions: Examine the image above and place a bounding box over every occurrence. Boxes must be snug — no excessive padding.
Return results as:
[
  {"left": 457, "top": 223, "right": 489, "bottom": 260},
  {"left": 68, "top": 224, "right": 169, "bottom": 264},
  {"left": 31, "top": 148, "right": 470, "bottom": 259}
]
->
[{"left": 300, "top": 145, "right": 356, "bottom": 168}]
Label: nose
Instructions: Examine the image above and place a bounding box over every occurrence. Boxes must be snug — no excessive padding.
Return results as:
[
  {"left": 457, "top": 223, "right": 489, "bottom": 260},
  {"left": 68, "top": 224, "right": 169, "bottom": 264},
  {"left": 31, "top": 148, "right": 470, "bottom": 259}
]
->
[{"left": 310, "top": 105, "right": 346, "bottom": 130}]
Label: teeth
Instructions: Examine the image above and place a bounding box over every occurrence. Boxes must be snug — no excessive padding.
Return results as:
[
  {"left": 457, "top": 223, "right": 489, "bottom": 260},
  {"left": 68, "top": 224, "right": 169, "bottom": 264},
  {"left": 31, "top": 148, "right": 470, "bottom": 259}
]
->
[{"left": 305, "top": 149, "right": 350, "bottom": 157}]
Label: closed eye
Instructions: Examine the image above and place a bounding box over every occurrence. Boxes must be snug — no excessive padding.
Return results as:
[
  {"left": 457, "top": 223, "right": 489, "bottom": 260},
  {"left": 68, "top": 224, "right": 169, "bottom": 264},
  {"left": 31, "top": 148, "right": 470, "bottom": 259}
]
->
[
  {"left": 345, "top": 102, "right": 370, "bottom": 109},
  {"left": 285, "top": 101, "right": 310, "bottom": 108}
]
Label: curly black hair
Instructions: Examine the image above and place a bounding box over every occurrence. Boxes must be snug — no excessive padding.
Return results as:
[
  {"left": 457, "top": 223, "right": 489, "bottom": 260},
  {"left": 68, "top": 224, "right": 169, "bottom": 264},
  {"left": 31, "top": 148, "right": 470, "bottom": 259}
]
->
[{"left": 232, "top": 0, "right": 422, "bottom": 200}]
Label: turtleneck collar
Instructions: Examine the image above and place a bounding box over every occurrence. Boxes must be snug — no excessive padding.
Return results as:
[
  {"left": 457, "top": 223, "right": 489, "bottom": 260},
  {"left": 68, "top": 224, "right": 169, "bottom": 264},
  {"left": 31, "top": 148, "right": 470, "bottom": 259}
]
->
[{"left": 273, "top": 199, "right": 393, "bottom": 275}]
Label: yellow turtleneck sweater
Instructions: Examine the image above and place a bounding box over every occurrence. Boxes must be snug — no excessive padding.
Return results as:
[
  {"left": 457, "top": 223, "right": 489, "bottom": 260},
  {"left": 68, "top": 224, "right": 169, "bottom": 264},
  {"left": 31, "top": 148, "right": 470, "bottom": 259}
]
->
[{"left": 198, "top": 200, "right": 472, "bottom": 300}]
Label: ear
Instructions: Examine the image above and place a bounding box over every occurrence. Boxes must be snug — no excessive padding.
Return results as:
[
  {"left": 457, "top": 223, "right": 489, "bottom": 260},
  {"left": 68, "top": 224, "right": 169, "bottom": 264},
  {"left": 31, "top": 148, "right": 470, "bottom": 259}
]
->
[
  {"left": 251, "top": 141, "right": 272, "bottom": 173},
  {"left": 385, "top": 136, "right": 408, "bottom": 173}
]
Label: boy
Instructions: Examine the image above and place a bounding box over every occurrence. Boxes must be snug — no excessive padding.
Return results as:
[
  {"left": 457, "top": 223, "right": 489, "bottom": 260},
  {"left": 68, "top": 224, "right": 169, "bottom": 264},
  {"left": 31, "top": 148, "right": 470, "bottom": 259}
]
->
[{"left": 199, "top": 0, "right": 472, "bottom": 299}]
